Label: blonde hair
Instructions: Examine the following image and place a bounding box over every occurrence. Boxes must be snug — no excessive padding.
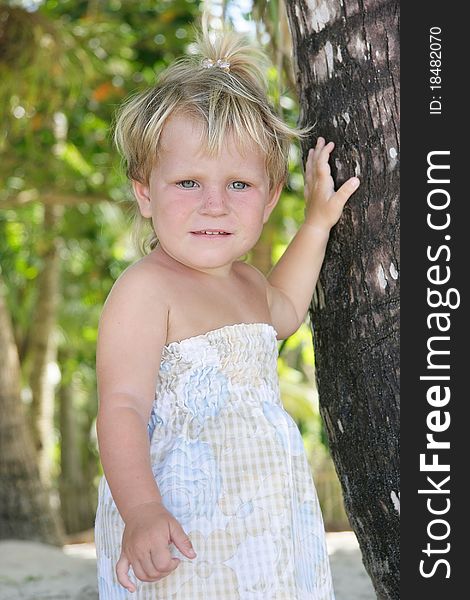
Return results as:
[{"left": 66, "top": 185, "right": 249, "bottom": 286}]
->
[{"left": 114, "top": 16, "right": 314, "bottom": 255}]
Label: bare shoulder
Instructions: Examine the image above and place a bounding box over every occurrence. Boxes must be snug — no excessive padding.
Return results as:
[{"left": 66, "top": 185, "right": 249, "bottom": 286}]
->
[
  {"left": 96, "top": 257, "right": 170, "bottom": 420},
  {"left": 104, "top": 255, "right": 170, "bottom": 307},
  {"left": 99, "top": 258, "right": 170, "bottom": 337},
  {"left": 234, "top": 260, "right": 268, "bottom": 289},
  {"left": 233, "top": 263, "right": 295, "bottom": 340},
  {"left": 233, "top": 261, "right": 272, "bottom": 311},
  {"left": 234, "top": 261, "right": 298, "bottom": 340}
]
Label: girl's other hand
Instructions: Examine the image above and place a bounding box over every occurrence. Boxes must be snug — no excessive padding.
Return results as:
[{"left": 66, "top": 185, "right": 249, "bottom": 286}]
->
[
  {"left": 115, "top": 501, "right": 197, "bottom": 592},
  {"left": 303, "top": 137, "right": 360, "bottom": 232}
]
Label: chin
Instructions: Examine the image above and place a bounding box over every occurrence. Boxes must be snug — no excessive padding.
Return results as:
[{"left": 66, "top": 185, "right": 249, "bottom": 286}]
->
[{"left": 158, "top": 238, "right": 254, "bottom": 271}]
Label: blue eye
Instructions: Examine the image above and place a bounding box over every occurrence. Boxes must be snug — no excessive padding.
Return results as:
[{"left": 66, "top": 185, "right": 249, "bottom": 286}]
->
[
  {"left": 177, "top": 180, "right": 197, "bottom": 189},
  {"left": 231, "top": 181, "right": 249, "bottom": 190}
]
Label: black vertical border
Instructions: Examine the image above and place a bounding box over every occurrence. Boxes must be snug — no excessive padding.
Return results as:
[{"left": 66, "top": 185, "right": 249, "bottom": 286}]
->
[{"left": 401, "top": 2, "right": 466, "bottom": 597}]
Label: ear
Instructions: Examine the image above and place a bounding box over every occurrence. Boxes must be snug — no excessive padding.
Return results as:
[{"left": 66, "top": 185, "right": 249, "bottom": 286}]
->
[
  {"left": 132, "top": 180, "right": 152, "bottom": 218},
  {"left": 263, "top": 181, "right": 283, "bottom": 223}
]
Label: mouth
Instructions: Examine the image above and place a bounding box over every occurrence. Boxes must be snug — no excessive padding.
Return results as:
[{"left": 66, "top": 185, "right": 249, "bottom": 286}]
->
[{"left": 190, "top": 229, "right": 232, "bottom": 236}]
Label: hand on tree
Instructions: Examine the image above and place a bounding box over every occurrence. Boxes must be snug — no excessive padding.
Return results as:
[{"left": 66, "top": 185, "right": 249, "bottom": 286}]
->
[
  {"left": 303, "top": 136, "right": 360, "bottom": 232},
  {"left": 115, "top": 500, "right": 197, "bottom": 592}
]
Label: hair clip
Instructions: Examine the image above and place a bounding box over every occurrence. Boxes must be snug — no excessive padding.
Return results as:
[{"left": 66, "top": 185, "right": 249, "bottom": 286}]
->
[{"left": 201, "top": 57, "right": 231, "bottom": 73}]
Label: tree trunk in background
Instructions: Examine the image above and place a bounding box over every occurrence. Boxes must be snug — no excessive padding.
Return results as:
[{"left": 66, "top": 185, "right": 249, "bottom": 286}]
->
[
  {"left": 0, "top": 274, "right": 63, "bottom": 544},
  {"left": 59, "top": 354, "right": 94, "bottom": 534},
  {"left": 28, "top": 204, "right": 63, "bottom": 488},
  {"left": 251, "top": 221, "right": 275, "bottom": 275},
  {"left": 285, "top": 2, "right": 399, "bottom": 598}
]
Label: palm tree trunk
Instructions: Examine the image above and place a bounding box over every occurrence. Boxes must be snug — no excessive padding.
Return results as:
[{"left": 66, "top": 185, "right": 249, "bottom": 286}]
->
[{"left": 285, "top": 1, "right": 400, "bottom": 598}]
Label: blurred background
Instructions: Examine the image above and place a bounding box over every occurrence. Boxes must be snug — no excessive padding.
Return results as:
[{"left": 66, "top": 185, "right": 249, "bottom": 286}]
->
[{"left": 1, "top": 0, "right": 375, "bottom": 598}]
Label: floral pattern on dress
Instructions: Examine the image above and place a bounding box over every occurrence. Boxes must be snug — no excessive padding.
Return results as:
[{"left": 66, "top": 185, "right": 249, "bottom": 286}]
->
[
  {"left": 95, "top": 323, "right": 335, "bottom": 599},
  {"left": 293, "top": 499, "right": 331, "bottom": 594},
  {"left": 262, "top": 400, "right": 306, "bottom": 457},
  {"left": 152, "top": 438, "right": 223, "bottom": 527},
  {"left": 97, "top": 555, "right": 132, "bottom": 600}
]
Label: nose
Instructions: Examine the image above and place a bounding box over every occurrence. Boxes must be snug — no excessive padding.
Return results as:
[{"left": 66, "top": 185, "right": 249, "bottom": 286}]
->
[{"left": 198, "top": 187, "right": 230, "bottom": 216}]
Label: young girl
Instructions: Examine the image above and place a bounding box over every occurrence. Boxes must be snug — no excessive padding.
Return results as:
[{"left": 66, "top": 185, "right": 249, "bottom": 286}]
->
[{"left": 94, "top": 22, "right": 359, "bottom": 600}]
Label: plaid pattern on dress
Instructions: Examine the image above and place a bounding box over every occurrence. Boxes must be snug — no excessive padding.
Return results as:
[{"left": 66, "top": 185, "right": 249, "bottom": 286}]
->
[{"left": 95, "top": 322, "right": 335, "bottom": 599}]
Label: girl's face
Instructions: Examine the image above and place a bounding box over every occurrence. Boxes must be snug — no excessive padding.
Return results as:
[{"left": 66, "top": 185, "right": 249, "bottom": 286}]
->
[{"left": 133, "top": 113, "right": 282, "bottom": 277}]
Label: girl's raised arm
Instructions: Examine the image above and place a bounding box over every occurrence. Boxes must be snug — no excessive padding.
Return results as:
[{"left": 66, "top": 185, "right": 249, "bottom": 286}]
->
[{"left": 267, "top": 137, "right": 360, "bottom": 339}]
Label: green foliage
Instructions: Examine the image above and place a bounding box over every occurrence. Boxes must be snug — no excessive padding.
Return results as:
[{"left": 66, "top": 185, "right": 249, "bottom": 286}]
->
[
  {"left": 1, "top": 0, "right": 201, "bottom": 202},
  {"left": 1, "top": 1, "right": 331, "bottom": 531}
]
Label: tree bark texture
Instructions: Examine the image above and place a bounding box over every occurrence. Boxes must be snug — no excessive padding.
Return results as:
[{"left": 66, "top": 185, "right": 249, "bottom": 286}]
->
[
  {"left": 285, "top": 1, "right": 399, "bottom": 598},
  {"left": 28, "top": 203, "right": 63, "bottom": 486},
  {"left": 59, "top": 360, "right": 95, "bottom": 534},
  {"left": 0, "top": 274, "right": 63, "bottom": 544}
]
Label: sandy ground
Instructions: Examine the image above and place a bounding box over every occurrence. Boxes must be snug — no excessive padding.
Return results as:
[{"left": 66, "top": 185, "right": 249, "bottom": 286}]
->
[
  {"left": 326, "top": 532, "right": 376, "bottom": 600},
  {"left": 0, "top": 532, "right": 375, "bottom": 599}
]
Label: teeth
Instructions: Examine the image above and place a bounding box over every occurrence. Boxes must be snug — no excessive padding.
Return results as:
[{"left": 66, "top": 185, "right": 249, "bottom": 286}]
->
[{"left": 199, "top": 231, "right": 227, "bottom": 235}]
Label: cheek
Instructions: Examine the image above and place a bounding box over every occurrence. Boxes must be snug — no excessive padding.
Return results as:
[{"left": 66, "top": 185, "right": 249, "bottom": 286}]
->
[
  {"left": 156, "top": 199, "right": 191, "bottom": 224},
  {"left": 238, "top": 209, "right": 267, "bottom": 243},
  {"left": 244, "top": 203, "right": 269, "bottom": 229},
  {"left": 235, "top": 194, "right": 266, "bottom": 217}
]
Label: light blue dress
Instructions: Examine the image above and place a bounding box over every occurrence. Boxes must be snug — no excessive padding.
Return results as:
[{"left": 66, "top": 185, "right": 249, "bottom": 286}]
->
[{"left": 94, "top": 322, "right": 335, "bottom": 599}]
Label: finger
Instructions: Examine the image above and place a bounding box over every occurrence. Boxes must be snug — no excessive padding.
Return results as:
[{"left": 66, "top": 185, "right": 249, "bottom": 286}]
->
[
  {"left": 150, "top": 548, "right": 181, "bottom": 575},
  {"left": 311, "top": 137, "right": 326, "bottom": 158},
  {"left": 306, "top": 144, "right": 322, "bottom": 176},
  {"left": 306, "top": 139, "right": 334, "bottom": 185},
  {"left": 131, "top": 556, "right": 170, "bottom": 583},
  {"left": 319, "top": 141, "right": 335, "bottom": 160},
  {"left": 306, "top": 138, "right": 324, "bottom": 165},
  {"left": 305, "top": 148, "right": 316, "bottom": 171},
  {"left": 309, "top": 142, "right": 333, "bottom": 175},
  {"left": 315, "top": 152, "right": 333, "bottom": 177},
  {"left": 171, "top": 524, "right": 197, "bottom": 559},
  {"left": 116, "top": 552, "right": 137, "bottom": 593},
  {"left": 133, "top": 545, "right": 179, "bottom": 582},
  {"left": 129, "top": 556, "right": 155, "bottom": 583},
  {"left": 134, "top": 550, "right": 164, "bottom": 582},
  {"left": 334, "top": 177, "right": 360, "bottom": 204}
]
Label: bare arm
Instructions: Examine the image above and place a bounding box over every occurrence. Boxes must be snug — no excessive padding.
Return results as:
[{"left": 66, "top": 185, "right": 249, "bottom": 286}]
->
[
  {"left": 267, "top": 137, "right": 360, "bottom": 338},
  {"left": 96, "top": 262, "right": 168, "bottom": 521},
  {"left": 96, "top": 263, "right": 197, "bottom": 591}
]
